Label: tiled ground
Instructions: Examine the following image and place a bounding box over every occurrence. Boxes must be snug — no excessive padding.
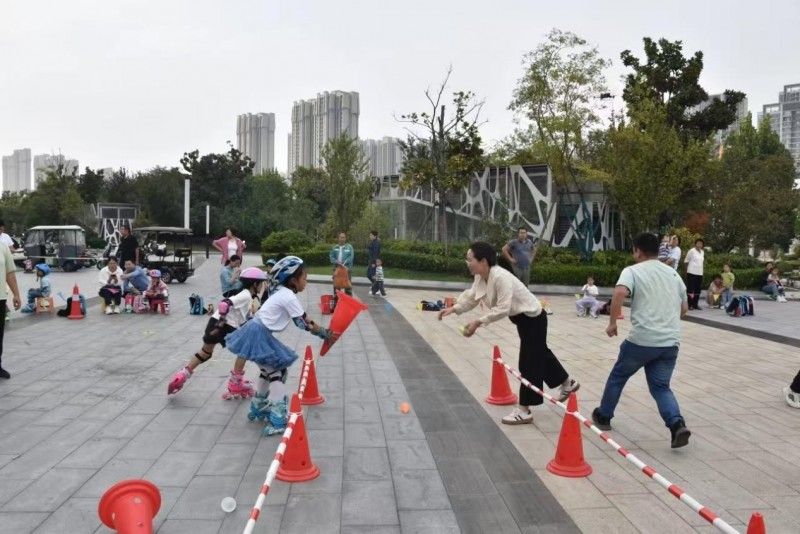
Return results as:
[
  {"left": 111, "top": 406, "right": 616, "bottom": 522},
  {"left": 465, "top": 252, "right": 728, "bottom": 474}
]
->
[{"left": 384, "top": 288, "right": 800, "bottom": 534}]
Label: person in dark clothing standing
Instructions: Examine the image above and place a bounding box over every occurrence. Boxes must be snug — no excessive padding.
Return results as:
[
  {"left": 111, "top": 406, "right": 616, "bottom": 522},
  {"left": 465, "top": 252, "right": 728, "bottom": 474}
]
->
[
  {"left": 117, "top": 224, "right": 140, "bottom": 266},
  {"left": 367, "top": 231, "right": 381, "bottom": 277}
]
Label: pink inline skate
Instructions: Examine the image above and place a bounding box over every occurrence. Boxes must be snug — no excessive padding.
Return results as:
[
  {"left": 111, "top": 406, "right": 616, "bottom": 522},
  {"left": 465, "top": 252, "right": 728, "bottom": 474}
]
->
[
  {"left": 167, "top": 367, "right": 192, "bottom": 395},
  {"left": 222, "top": 370, "right": 254, "bottom": 400}
]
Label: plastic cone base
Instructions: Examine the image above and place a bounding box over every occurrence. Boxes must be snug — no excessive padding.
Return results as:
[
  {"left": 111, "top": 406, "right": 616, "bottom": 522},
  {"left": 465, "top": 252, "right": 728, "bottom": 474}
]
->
[
  {"left": 277, "top": 394, "right": 320, "bottom": 483},
  {"left": 746, "top": 512, "right": 765, "bottom": 534},
  {"left": 68, "top": 284, "right": 84, "bottom": 320},
  {"left": 301, "top": 346, "right": 325, "bottom": 406},
  {"left": 320, "top": 291, "right": 368, "bottom": 356},
  {"left": 546, "top": 393, "right": 592, "bottom": 478},
  {"left": 98, "top": 479, "right": 161, "bottom": 533},
  {"left": 485, "top": 347, "right": 518, "bottom": 406}
]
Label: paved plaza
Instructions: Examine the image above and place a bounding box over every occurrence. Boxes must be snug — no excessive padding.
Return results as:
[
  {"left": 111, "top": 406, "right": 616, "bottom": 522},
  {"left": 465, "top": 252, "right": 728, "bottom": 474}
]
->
[{"left": 0, "top": 257, "right": 799, "bottom": 533}]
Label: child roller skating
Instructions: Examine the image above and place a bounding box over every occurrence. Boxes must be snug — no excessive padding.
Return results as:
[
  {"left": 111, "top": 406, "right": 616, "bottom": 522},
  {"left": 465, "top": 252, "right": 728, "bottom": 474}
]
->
[
  {"left": 166, "top": 267, "right": 267, "bottom": 398},
  {"left": 225, "top": 256, "right": 337, "bottom": 436}
]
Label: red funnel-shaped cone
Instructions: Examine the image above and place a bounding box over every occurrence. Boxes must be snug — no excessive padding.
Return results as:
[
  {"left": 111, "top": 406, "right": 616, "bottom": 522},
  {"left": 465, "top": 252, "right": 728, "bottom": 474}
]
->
[
  {"left": 546, "top": 393, "right": 592, "bottom": 478},
  {"left": 277, "top": 394, "right": 320, "bottom": 482},
  {"left": 98, "top": 479, "right": 161, "bottom": 533},
  {"left": 746, "top": 512, "right": 765, "bottom": 534},
  {"left": 301, "top": 346, "right": 324, "bottom": 405},
  {"left": 486, "top": 346, "right": 518, "bottom": 405},
  {"left": 320, "top": 291, "right": 368, "bottom": 356},
  {"left": 68, "top": 284, "right": 84, "bottom": 320}
]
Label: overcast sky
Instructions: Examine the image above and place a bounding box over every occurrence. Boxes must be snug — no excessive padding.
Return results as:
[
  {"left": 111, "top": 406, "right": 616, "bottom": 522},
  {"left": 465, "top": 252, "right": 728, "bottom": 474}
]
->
[{"left": 1, "top": 0, "right": 797, "bottom": 178}]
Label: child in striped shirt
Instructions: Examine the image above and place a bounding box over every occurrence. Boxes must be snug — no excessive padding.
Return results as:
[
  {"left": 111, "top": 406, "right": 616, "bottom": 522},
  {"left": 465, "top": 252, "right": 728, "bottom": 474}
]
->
[{"left": 370, "top": 258, "right": 387, "bottom": 297}]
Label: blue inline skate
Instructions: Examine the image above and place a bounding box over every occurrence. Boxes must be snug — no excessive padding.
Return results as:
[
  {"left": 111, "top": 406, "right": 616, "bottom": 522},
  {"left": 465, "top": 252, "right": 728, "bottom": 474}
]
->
[{"left": 247, "top": 394, "right": 271, "bottom": 421}]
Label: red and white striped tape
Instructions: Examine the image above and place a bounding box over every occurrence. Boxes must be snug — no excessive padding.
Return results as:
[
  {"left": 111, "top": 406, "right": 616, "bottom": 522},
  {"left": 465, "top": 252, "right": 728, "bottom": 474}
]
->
[
  {"left": 242, "top": 356, "right": 312, "bottom": 534},
  {"left": 494, "top": 355, "right": 742, "bottom": 534}
]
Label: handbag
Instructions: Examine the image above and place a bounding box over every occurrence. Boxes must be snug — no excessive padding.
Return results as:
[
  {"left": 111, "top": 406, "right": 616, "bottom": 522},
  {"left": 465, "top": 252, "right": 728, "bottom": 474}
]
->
[{"left": 333, "top": 266, "right": 352, "bottom": 290}]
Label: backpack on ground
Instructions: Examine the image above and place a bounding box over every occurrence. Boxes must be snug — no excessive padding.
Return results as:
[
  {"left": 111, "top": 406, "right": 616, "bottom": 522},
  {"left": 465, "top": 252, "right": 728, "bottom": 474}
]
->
[
  {"left": 725, "top": 296, "right": 741, "bottom": 316},
  {"left": 189, "top": 294, "right": 206, "bottom": 315},
  {"left": 598, "top": 299, "right": 613, "bottom": 315},
  {"left": 417, "top": 300, "right": 443, "bottom": 312},
  {"left": 739, "top": 295, "right": 754, "bottom": 316}
]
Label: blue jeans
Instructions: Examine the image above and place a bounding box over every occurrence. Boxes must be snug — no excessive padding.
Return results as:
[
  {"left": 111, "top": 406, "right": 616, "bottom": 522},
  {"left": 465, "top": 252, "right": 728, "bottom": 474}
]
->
[
  {"left": 762, "top": 284, "right": 779, "bottom": 297},
  {"left": 598, "top": 340, "right": 684, "bottom": 427},
  {"left": 721, "top": 288, "right": 733, "bottom": 308},
  {"left": 26, "top": 288, "right": 46, "bottom": 307}
]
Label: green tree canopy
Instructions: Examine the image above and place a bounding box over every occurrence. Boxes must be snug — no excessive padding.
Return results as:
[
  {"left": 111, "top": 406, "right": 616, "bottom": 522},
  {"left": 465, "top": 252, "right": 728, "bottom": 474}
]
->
[{"left": 322, "top": 136, "right": 372, "bottom": 236}]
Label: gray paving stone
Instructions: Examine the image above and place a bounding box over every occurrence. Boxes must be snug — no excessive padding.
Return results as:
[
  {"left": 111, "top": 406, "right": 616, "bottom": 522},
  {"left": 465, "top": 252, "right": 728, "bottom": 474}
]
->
[
  {"left": 144, "top": 451, "right": 206, "bottom": 487},
  {"left": 279, "top": 493, "right": 341, "bottom": 534},
  {"left": 80, "top": 399, "right": 133, "bottom": 421},
  {"left": 393, "top": 470, "right": 451, "bottom": 511},
  {"left": 345, "top": 400, "right": 381, "bottom": 423},
  {"left": 75, "top": 459, "right": 155, "bottom": 498},
  {"left": 343, "top": 447, "right": 392, "bottom": 481},
  {"left": 58, "top": 438, "right": 129, "bottom": 469},
  {"left": 219, "top": 505, "right": 283, "bottom": 534},
  {"left": 387, "top": 440, "right": 437, "bottom": 471},
  {"left": 31, "top": 497, "right": 100, "bottom": 534},
  {"left": 2, "top": 468, "right": 96, "bottom": 512},
  {"left": 437, "top": 457, "right": 497, "bottom": 495},
  {"left": 382, "top": 415, "right": 426, "bottom": 441},
  {"left": 235, "top": 463, "right": 290, "bottom": 507},
  {"left": 425, "top": 430, "right": 479, "bottom": 459},
  {"left": 143, "top": 407, "right": 199, "bottom": 433},
  {"left": 449, "top": 494, "right": 522, "bottom": 534},
  {"left": 306, "top": 429, "right": 344, "bottom": 457},
  {"left": 0, "top": 512, "right": 48, "bottom": 534},
  {"left": 342, "top": 527, "right": 401, "bottom": 534},
  {"left": 94, "top": 413, "right": 155, "bottom": 439},
  {"left": 116, "top": 430, "right": 180, "bottom": 460},
  {"left": 196, "top": 442, "right": 256, "bottom": 476},
  {"left": 154, "top": 519, "right": 223, "bottom": 533},
  {"left": 342, "top": 480, "right": 398, "bottom": 526},
  {"left": 0, "top": 479, "right": 33, "bottom": 508},
  {"left": 290, "top": 456, "right": 343, "bottom": 494},
  {"left": 168, "top": 475, "right": 242, "bottom": 520},
  {"left": 399, "top": 509, "right": 461, "bottom": 534},
  {"left": 168, "top": 424, "right": 225, "bottom": 453},
  {"left": 345, "top": 422, "right": 386, "bottom": 448},
  {"left": 0, "top": 425, "right": 59, "bottom": 454},
  {"left": 306, "top": 405, "right": 345, "bottom": 430}
]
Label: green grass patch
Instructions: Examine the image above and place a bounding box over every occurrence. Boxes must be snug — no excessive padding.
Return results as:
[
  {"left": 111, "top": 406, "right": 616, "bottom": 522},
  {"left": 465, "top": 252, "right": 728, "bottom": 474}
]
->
[{"left": 305, "top": 264, "right": 470, "bottom": 283}]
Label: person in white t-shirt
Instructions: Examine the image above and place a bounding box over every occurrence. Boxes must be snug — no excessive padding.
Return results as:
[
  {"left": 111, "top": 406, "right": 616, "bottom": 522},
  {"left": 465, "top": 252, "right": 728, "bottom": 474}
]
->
[
  {"left": 0, "top": 220, "right": 16, "bottom": 250},
  {"left": 225, "top": 256, "right": 337, "bottom": 436},
  {"left": 683, "top": 239, "right": 705, "bottom": 310},
  {"left": 575, "top": 275, "right": 601, "bottom": 318}
]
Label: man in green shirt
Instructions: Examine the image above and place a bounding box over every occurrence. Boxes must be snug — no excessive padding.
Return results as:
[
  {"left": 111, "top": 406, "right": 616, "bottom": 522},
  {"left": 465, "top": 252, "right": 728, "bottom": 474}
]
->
[{"left": 592, "top": 233, "right": 691, "bottom": 449}]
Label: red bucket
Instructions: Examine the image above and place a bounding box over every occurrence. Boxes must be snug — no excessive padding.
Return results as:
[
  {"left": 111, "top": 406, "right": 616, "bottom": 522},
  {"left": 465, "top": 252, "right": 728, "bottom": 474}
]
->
[{"left": 319, "top": 295, "right": 334, "bottom": 315}]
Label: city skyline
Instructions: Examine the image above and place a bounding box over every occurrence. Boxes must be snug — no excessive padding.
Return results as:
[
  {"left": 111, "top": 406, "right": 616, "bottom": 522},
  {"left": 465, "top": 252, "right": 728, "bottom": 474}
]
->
[
  {"left": 236, "top": 112, "right": 276, "bottom": 174},
  {"left": 1, "top": 0, "right": 798, "bottom": 176},
  {"left": 758, "top": 83, "right": 800, "bottom": 176}
]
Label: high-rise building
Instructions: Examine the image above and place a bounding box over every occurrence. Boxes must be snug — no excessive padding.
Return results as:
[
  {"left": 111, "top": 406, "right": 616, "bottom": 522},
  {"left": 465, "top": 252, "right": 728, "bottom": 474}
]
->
[
  {"left": 359, "top": 136, "right": 404, "bottom": 177},
  {"left": 2, "top": 148, "right": 32, "bottom": 193},
  {"left": 692, "top": 93, "right": 749, "bottom": 147},
  {"left": 759, "top": 83, "right": 800, "bottom": 177},
  {"left": 236, "top": 113, "right": 275, "bottom": 174},
  {"left": 288, "top": 91, "right": 359, "bottom": 174},
  {"left": 33, "top": 153, "right": 79, "bottom": 187}
]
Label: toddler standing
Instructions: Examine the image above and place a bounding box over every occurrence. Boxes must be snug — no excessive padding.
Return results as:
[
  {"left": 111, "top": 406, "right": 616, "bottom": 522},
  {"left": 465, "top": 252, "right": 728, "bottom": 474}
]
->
[
  {"left": 370, "top": 258, "right": 387, "bottom": 297},
  {"left": 720, "top": 263, "right": 735, "bottom": 308}
]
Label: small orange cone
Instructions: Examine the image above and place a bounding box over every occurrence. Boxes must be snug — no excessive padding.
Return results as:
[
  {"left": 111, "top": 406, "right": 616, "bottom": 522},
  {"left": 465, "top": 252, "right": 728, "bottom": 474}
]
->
[
  {"left": 546, "top": 393, "right": 592, "bottom": 477},
  {"left": 485, "top": 346, "right": 518, "bottom": 405},
  {"left": 68, "top": 284, "right": 84, "bottom": 320},
  {"left": 320, "top": 291, "right": 368, "bottom": 356},
  {"left": 276, "top": 394, "right": 320, "bottom": 483},
  {"left": 301, "top": 346, "right": 324, "bottom": 406},
  {"left": 98, "top": 479, "right": 161, "bottom": 534},
  {"left": 746, "top": 512, "right": 765, "bottom": 534}
]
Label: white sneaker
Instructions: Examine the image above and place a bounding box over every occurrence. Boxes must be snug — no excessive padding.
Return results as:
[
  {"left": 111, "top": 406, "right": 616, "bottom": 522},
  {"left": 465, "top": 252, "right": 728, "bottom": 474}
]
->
[
  {"left": 558, "top": 379, "right": 581, "bottom": 402},
  {"left": 112, "top": 306, "right": 121, "bottom": 314},
  {"left": 105, "top": 307, "right": 113, "bottom": 315},
  {"left": 501, "top": 408, "right": 533, "bottom": 425},
  {"left": 784, "top": 387, "right": 800, "bottom": 409},
  {"left": 590, "top": 311, "right": 598, "bottom": 319}
]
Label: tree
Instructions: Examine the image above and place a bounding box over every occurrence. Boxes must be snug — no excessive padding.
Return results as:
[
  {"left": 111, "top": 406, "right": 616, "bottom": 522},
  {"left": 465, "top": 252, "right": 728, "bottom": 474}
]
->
[
  {"left": 398, "top": 68, "right": 485, "bottom": 246},
  {"left": 104, "top": 168, "right": 137, "bottom": 204},
  {"left": 180, "top": 144, "right": 255, "bottom": 235},
  {"left": 0, "top": 192, "right": 30, "bottom": 235},
  {"left": 705, "top": 115, "right": 798, "bottom": 251},
  {"left": 24, "top": 163, "right": 81, "bottom": 226},
  {"left": 133, "top": 167, "right": 184, "bottom": 228},
  {"left": 321, "top": 136, "right": 372, "bottom": 236},
  {"left": 621, "top": 37, "right": 746, "bottom": 142},
  {"left": 77, "top": 167, "right": 107, "bottom": 205},
  {"left": 290, "top": 166, "right": 330, "bottom": 226},
  {"left": 509, "top": 29, "right": 611, "bottom": 260},
  {"left": 226, "top": 170, "right": 295, "bottom": 241}
]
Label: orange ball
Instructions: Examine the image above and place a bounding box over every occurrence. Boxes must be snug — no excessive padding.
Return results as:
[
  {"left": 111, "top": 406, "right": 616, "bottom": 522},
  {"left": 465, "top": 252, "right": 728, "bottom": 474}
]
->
[{"left": 400, "top": 402, "right": 410, "bottom": 414}]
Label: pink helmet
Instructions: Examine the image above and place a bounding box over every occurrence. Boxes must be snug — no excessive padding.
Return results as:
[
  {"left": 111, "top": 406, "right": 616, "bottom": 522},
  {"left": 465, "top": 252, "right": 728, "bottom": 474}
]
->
[
  {"left": 239, "top": 267, "right": 267, "bottom": 282},
  {"left": 149, "top": 269, "right": 161, "bottom": 278}
]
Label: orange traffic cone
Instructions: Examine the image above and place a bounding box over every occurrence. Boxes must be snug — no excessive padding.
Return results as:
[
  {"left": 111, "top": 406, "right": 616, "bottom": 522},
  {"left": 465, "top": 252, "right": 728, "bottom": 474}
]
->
[
  {"left": 485, "top": 346, "right": 518, "bottom": 405},
  {"left": 277, "top": 394, "right": 320, "bottom": 482},
  {"left": 320, "top": 291, "right": 368, "bottom": 356},
  {"left": 301, "top": 346, "right": 324, "bottom": 406},
  {"left": 546, "top": 393, "right": 592, "bottom": 477},
  {"left": 98, "top": 479, "right": 161, "bottom": 534},
  {"left": 68, "top": 284, "right": 84, "bottom": 320},
  {"left": 746, "top": 512, "right": 765, "bottom": 534}
]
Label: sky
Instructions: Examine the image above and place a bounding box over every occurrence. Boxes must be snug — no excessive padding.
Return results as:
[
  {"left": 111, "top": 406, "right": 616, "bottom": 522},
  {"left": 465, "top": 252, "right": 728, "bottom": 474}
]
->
[{"left": 1, "top": 0, "right": 798, "bottom": 179}]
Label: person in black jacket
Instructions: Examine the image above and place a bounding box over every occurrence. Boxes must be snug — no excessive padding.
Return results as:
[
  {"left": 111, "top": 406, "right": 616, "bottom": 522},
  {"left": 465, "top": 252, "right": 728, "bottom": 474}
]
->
[{"left": 759, "top": 262, "right": 778, "bottom": 299}]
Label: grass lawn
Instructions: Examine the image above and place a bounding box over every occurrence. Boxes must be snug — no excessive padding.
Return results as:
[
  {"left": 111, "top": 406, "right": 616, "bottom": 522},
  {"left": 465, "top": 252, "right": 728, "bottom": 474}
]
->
[{"left": 305, "top": 264, "right": 469, "bottom": 283}]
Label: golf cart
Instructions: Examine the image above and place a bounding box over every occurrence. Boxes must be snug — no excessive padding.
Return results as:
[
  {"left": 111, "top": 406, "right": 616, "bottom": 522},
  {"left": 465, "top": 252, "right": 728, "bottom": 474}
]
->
[
  {"left": 134, "top": 226, "right": 194, "bottom": 283},
  {"left": 23, "top": 225, "right": 89, "bottom": 272}
]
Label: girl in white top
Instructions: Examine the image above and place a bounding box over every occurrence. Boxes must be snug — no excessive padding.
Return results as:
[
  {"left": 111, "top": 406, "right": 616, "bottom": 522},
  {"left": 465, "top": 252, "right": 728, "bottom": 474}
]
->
[
  {"left": 97, "top": 256, "right": 124, "bottom": 314},
  {"left": 683, "top": 239, "right": 705, "bottom": 310},
  {"left": 576, "top": 276, "right": 601, "bottom": 317},
  {"left": 439, "top": 242, "right": 579, "bottom": 425}
]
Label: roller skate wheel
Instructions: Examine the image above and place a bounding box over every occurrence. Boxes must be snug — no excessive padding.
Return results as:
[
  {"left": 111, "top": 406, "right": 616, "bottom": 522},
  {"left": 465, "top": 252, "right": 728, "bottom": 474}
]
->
[{"left": 247, "top": 412, "right": 256, "bottom": 421}]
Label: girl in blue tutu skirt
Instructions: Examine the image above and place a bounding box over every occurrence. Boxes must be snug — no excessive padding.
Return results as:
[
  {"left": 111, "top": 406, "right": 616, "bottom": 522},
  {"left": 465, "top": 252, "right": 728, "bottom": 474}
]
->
[{"left": 226, "top": 256, "right": 336, "bottom": 435}]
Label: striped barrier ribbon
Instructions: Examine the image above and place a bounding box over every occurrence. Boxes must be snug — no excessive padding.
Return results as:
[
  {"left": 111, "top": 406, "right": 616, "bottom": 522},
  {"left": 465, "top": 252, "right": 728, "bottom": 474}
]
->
[
  {"left": 242, "top": 357, "right": 312, "bottom": 534},
  {"left": 494, "top": 355, "right": 742, "bottom": 534}
]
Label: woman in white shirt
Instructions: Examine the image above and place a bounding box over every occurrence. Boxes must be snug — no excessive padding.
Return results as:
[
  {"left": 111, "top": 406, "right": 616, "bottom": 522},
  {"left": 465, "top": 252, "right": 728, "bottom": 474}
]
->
[
  {"left": 683, "top": 239, "right": 705, "bottom": 310},
  {"left": 439, "top": 242, "right": 580, "bottom": 425}
]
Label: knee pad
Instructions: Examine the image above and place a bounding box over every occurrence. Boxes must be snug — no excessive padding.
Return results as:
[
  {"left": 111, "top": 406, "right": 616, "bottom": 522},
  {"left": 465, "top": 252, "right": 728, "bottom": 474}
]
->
[
  {"left": 195, "top": 348, "right": 213, "bottom": 363},
  {"left": 260, "top": 369, "right": 287, "bottom": 383}
]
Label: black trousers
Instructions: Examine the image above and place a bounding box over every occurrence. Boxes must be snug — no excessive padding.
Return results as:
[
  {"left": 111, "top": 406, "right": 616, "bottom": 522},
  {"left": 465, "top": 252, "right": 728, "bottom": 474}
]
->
[
  {"left": 686, "top": 274, "right": 703, "bottom": 308},
  {"left": 791, "top": 369, "right": 800, "bottom": 393},
  {"left": 99, "top": 286, "right": 122, "bottom": 306},
  {"left": 510, "top": 312, "right": 569, "bottom": 406},
  {"left": 0, "top": 301, "right": 5, "bottom": 368}
]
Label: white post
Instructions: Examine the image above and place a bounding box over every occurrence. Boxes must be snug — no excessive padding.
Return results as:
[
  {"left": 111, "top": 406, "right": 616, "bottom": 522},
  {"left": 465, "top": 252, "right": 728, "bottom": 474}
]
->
[
  {"left": 205, "top": 204, "right": 210, "bottom": 235},
  {"left": 184, "top": 178, "right": 190, "bottom": 229}
]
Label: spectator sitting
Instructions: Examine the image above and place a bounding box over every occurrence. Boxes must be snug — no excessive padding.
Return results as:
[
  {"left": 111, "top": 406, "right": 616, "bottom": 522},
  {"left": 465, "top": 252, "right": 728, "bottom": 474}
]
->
[
  {"left": 120, "top": 260, "right": 149, "bottom": 295},
  {"left": 98, "top": 256, "right": 123, "bottom": 314},
  {"left": 21, "top": 263, "right": 52, "bottom": 313},
  {"left": 759, "top": 262, "right": 778, "bottom": 299},
  {"left": 145, "top": 269, "right": 169, "bottom": 311},
  {"left": 221, "top": 255, "right": 243, "bottom": 298},
  {"left": 575, "top": 275, "right": 601, "bottom": 318},
  {"left": 705, "top": 275, "right": 726, "bottom": 309},
  {"left": 767, "top": 268, "right": 787, "bottom": 302}
]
